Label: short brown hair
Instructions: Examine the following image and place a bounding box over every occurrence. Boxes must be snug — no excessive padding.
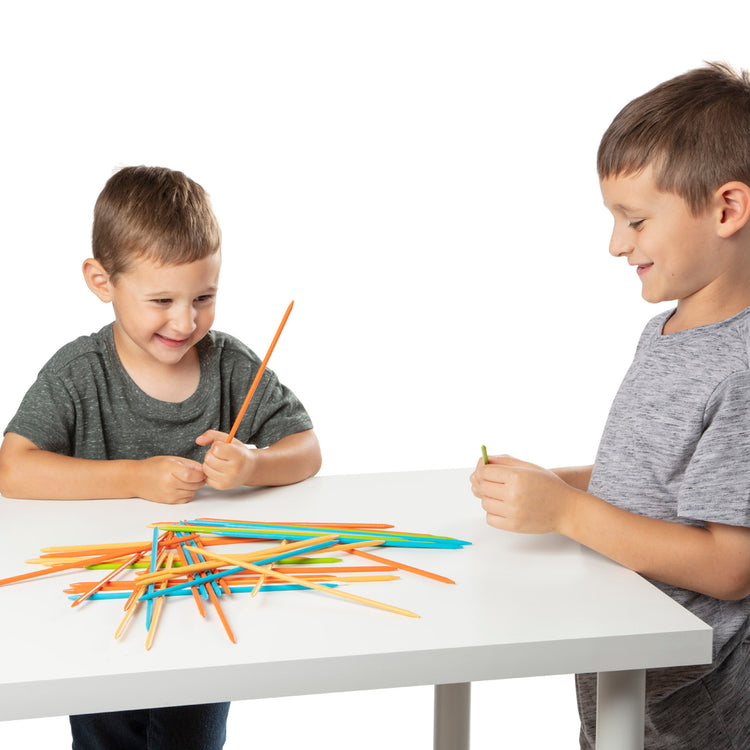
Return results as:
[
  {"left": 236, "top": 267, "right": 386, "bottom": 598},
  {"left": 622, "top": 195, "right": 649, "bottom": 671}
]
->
[
  {"left": 92, "top": 166, "right": 221, "bottom": 279},
  {"left": 597, "top": 62, "right": 750, "bottom": 214}
]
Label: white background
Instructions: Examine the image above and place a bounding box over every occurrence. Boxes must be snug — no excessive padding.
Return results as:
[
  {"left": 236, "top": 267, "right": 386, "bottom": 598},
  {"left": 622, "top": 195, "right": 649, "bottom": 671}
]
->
[{"left": 2, "top": 1, "right": 749, "bottom": 746}]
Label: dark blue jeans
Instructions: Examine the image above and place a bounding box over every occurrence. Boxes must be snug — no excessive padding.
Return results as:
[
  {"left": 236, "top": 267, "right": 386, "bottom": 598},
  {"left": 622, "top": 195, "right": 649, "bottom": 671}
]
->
[{"left": 70, "top": 702, "right": 230, "bottom": 750}]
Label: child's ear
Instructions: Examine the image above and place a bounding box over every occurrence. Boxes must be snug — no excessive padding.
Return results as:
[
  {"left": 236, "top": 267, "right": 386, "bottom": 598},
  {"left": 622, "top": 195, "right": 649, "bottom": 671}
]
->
[
  {"left": 82, "top": 258, "right": 114, "bottom": 302},
  {"left": 716, "top": 182, "right": 750, "bottom": 238}
]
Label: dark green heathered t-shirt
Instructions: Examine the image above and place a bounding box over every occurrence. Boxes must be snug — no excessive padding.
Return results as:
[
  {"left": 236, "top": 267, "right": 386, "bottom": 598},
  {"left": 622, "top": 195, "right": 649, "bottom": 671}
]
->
[{"left": 4, "top": 324, "right": 313, "bottom": 462}]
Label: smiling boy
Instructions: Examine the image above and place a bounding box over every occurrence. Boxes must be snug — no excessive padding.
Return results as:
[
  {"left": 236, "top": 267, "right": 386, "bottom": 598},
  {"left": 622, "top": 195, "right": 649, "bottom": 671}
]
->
[
  {"left": 603, "top": 164, "right": 750, "bottom": 334},
  {"left": 471, "top": 63, "right": 750, "bottom": 747},
  {"left": 0, "top": 167, "right": 321, "bottom": 505},
  {"left": 0, "top": 165, "right": 321, "bottom": 748}
]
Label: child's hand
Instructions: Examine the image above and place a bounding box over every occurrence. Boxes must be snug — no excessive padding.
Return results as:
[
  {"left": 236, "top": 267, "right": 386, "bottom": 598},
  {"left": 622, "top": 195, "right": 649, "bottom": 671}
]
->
[
  {"left": 196, "top": 430, "right": 257, "bottom": 491},
  {"left": 137, "top": 456, "right": 206, "bottom": 504},
  {"left": 470, "top": 454, "right": 574, "bottom": 534}
]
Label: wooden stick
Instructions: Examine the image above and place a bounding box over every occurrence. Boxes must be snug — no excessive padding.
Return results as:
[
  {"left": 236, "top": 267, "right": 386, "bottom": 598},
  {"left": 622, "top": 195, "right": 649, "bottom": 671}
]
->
[
  {"left": 205, "top": 577, "right": 236, "bottom": 643},
  {"left": 64, "top": 565, "right": 398, "bottom": 594},
  {"left": 174, "top": 535, "right": 206, "bottom": 618},
  {"left": 134, "top": 535, "right": 337, "bottom": 586},
  {"left": 145, "top": 550, "right": 175, "bottom": 650},
  {"left": 251, "top": 540, "right": 286, "bottom": 598},
  {"left": 114, "top": 593, "right": 141, "bottom": 640},
  {"left": 71, "top": 550, "right": 147, "bottom": 607},
  {"left": 192, "top": 534, "right": 230, "bottom": 597},
  {"left": 226, "top": 301, "right": 294, "bottom": 442},
  {"left": 156, "top": 521, "right": 465, "bottom": 548},
  {"left": 347, "top": 548, "right": 455, "bottom": 585},
  {"left": 38, "top": 533, "right": 201, "bottom": 558},
  {"left": 192, "top": 548, "right": 420, "bottom": 618},
  {"left": 327, "top": 540, "right": 387, "bottom": 552},
  {"left": 114, "top": 547, "right": 168, "bottom": 639},
  {"left": 26, "top": 556, "right": 132, "bottom": 567},
  {"left": 251, "top": 562, "right": 273, "bottom": 598},
  {"left": 40, "top": 541, "right": 153, "bottom": 554},
  {"left": 196, "top": 517, "right": 395, "bottom": 530},
  {"left": 0, "top": 548, "right": 154, "bottom": 588},
  {"left": 145, "top": 529, "right": 163, "bottom": 630}
]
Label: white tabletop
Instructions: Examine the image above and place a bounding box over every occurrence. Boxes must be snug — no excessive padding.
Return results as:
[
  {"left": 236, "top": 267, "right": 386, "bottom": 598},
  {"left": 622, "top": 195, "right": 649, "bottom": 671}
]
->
[{"left": 0, "top": 469, "right": 712, "bottom": 721}]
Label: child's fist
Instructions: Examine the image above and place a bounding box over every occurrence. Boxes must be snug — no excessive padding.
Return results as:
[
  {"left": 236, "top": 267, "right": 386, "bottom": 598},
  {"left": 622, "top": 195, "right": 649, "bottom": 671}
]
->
[
  {"left": 196, "top": 430, "right": 257, "bottom": 490},
  {"left": 138, "top": 456, "right": 206, "bottom": 504}
]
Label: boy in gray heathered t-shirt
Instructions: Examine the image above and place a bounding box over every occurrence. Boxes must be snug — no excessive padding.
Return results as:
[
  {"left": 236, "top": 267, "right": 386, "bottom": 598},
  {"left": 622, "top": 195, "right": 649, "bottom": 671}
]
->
[
  {"left": 0, "top": 166, "right": 321, "bottom": 749},
  {"left": 471, "top": 63, "right": 750, "bottom": 748}
]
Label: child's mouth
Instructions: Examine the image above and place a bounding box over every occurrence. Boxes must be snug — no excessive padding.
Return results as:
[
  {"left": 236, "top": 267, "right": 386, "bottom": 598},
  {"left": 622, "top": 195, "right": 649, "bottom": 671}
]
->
[
  {"left": 155, "top": 333, "right": 190, "bottom": 348},
  {"left": 636, "top": 263, "right": 653, "bottom": 277}
]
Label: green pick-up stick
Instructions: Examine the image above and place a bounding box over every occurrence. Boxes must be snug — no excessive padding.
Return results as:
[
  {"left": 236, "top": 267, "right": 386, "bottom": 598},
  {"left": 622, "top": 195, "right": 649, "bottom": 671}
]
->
[{"left": 481, "top": 445, "right": 489, "bottom": 465}]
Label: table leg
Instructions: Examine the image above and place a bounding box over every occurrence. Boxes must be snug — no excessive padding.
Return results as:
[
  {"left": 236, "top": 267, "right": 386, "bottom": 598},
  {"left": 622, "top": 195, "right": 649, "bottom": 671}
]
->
[
  {"left": 596, "top": 669, "right": 646, "bottom": 750},
  {"left": 434, "top": 682, "right": 471, "bottom": 750}
]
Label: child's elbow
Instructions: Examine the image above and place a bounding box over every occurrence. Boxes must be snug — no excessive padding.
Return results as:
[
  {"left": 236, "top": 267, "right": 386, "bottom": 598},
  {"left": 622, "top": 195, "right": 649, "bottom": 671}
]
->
[
  {"left": 717, "top": 577, "right": 750, "bottom": 601},
  {"left": 304, "top": 435, "right": 322, "bottom": 479},
  {"left": 0, "top": 460, "right": 24, "bottom": 499},
  {"left": 710, "top": 567, "right": 750, "bottom": 601},
  {"left": 0, "top": 436, "right": 33, "bottom": 499},
  {"left": 0, "top": 452, "right": 17, "bottom": 498}
]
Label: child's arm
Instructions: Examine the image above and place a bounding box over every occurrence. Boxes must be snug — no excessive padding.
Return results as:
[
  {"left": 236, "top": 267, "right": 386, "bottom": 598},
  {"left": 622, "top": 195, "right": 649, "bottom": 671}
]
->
[
  {"left": 550, "top": 465, "right": 593, "bottom": 492},
  {"left": 0, "top": 432, "right": 206, "bottom": 504},
  {"left": 196, "top": 428, "right": 322, "bottom": 490},
  {"left": 471, "top": 454, "right": 750, "bottom": 601}
]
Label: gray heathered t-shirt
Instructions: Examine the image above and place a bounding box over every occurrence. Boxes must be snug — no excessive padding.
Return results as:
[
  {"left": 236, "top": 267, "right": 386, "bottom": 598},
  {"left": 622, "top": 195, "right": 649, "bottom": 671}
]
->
[
  {"left": 4, "top": 324, "right": 313, "bottom": 463},
  {"left": 589, "top": 306, "right": 750, "bottom": 661}
]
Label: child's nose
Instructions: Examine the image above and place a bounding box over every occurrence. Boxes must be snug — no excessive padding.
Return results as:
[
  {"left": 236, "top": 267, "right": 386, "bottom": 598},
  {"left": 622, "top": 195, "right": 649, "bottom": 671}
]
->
[
  {"left": 171, "top": 305, "right": 197, "bottom": 334},
  {"left": 609, "top": 228, "right": 633, "bottom": 258}
]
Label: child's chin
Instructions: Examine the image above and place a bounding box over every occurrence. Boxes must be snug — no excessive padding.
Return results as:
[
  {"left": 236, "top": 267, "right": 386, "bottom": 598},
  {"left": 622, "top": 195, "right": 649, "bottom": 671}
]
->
[{"left": 640, "top": 287, "right": 668, "bottom": 305}]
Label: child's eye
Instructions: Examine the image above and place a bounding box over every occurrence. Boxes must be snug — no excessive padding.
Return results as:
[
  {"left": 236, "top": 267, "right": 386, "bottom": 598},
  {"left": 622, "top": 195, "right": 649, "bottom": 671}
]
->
[
  {"left": 628, "top": 220, "right": 645, "bottom": 231},
  {"left": 152, "top": 298, "right": 172, "bottom": 305},
  {"left": 195, "top": 295, "right": 215, "bottom": 305}
]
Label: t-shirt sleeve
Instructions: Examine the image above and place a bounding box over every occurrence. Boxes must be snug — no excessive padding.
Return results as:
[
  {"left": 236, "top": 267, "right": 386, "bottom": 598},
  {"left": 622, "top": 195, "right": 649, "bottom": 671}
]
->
[
  {"left": 217, "top": 335, "right": 313, "bottom": 448},
  {"left": 4, "top": 370, "right": 76, "bottom": 455},
  {"left": 678, "top": 371, "right": 750, "bottom": 527},
  {"left": 238, "top": 367, "right": 314, "bottom": 448}
]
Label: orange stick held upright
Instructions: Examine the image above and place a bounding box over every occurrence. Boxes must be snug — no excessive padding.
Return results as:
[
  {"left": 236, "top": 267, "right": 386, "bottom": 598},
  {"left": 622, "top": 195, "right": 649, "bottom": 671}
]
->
[{"left": 226, "top": 301, "right": 294, "bottom": 443}]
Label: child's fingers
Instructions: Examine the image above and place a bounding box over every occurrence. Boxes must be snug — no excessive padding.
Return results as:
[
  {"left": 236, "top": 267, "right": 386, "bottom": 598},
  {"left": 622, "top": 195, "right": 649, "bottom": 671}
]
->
[
  {"left": 195, "top": 429, "right": 229, "bottom": 446},
  {"left": 206, "top": 441, "right": 236, "bottom": 463},
  {"left": 478, "top": 457, "right": 543, "bottom": 489},
  {"left": 172, "top": 458, "right": 206, "bottom": 484},
  {"left": 486, "top": 454, "right": 540, "bottom": 470},
  {"left": 201, "top": 462, "right": 235, "bottom": 491}
]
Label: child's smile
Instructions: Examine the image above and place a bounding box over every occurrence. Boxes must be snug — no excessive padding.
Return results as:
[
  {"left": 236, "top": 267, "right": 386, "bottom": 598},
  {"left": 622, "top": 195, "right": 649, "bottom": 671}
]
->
[
  {"left": 155, "top": 333, "right": 192, "bottom": 348},
  {"left": 106, "top": 252, "right": 221, "bottom": 392},
  {"left": 599, "top": 165, "right": 750, "bottom": 331}
]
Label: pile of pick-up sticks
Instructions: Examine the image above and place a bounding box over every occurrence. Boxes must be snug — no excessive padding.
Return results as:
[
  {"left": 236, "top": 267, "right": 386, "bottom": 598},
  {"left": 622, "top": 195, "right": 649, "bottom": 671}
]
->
[{"left": 0, "top": 518, "right": 469, "bottom": 649}]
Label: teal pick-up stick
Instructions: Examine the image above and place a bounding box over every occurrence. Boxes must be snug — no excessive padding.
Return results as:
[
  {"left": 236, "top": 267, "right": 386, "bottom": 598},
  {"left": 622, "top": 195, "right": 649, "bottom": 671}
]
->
[{"left": 481, "top": 445, "right": 489, "bottom": 465}]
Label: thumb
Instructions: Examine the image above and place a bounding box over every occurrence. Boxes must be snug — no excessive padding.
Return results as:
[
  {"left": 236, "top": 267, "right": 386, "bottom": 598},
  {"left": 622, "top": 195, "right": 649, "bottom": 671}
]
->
[
  {"left": 195, "top": 429, "right": 229, "bottom": 446},
  {"left": 172, "top": 458, "right": 206, "bottom": 480}
]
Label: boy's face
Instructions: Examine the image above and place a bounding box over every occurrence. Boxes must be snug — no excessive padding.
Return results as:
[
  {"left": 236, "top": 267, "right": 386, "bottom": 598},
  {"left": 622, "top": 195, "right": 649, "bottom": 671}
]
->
[
  {"left": 107, "top": 252, "right": 221, "bottom": 369},
  {"left": 601, "top": 166, "right": 723, "bottom": 307}
]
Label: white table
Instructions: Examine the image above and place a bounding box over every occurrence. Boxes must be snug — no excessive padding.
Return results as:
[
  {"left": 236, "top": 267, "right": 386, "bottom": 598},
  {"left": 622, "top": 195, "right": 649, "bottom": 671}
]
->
[{"left": 0, "top": 469, "right": 712, "bottom": 749}]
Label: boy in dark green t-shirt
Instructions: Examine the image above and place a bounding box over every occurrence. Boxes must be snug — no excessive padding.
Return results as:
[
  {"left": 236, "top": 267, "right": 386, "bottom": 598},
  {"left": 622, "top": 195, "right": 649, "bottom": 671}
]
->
[{"left": 0, "top": 165, "right": 322, "bottom": 748}]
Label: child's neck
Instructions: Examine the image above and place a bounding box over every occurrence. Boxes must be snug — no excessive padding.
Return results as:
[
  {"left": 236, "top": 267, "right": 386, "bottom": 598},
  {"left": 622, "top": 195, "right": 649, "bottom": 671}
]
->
[
  {"left": 662, "top": 234, "right": 750, "bottom": 334},
  {"left": 664, "top": 286, "right": 750, "bottom": 334},
  {"left": 112, "top": 326, "right": 201, "bottom": 403}
]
